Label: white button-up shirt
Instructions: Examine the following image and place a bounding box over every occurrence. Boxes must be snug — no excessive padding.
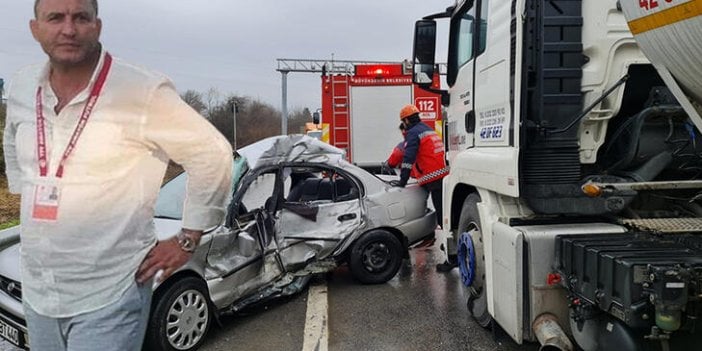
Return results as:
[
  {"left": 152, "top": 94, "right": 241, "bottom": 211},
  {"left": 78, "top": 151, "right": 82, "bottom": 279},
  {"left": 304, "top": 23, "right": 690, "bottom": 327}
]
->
[{"left": 3, "top": 50, "right": 233, "bottom": 318}]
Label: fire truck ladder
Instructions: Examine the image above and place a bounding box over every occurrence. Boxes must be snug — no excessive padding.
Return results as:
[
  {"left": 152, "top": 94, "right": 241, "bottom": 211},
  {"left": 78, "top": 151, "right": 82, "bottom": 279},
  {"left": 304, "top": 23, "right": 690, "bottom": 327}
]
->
[{"left": 330, "top": 75, "right": 350, "bottom": 153}]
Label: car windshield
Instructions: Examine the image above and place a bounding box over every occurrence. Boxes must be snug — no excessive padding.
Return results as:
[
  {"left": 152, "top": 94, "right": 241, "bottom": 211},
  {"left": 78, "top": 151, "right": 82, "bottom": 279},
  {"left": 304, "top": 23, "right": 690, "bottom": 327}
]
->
[
  {"left": 154, "top": 171, "right": 187, "bottom": 219},
  {"left": 154, "top": 154, "right": 248, "bottom": 219}
]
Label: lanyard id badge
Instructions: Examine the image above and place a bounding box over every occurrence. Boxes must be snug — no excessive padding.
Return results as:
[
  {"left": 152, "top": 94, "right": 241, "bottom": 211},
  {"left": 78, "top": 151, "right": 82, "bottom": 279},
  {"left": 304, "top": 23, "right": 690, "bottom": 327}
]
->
[
  {"left": 31, "top": 53, "right": 113, "bottom": 223},
  {"left": 32, "top": 181, "right": 61, "bottom": 222}
]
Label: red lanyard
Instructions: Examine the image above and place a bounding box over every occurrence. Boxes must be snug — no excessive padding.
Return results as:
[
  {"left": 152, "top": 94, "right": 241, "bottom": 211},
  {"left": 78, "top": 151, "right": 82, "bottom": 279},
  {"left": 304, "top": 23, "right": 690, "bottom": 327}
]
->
[{"left": 35, "top": 53, "right": 113, "bottom": 178}]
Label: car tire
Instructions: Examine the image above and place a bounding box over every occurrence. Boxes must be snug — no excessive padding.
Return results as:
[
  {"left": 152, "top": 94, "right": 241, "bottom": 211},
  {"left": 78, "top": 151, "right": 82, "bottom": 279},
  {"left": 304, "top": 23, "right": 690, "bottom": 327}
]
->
[
  {"left": 145, "top": 276, "right": 212, "bottom": 351},
  {"left": 349, "top": 229, "right": 403, "bottom": 284},
  {"left": 457, "top": 193, "right": 493, "bottom": 328}
]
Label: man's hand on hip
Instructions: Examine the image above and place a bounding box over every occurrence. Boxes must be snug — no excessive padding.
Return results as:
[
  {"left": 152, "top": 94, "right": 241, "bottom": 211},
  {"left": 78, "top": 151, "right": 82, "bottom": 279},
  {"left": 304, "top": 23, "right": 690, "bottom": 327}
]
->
[{"left": 136, "top": 229, "right": 202, "bottom": 284}]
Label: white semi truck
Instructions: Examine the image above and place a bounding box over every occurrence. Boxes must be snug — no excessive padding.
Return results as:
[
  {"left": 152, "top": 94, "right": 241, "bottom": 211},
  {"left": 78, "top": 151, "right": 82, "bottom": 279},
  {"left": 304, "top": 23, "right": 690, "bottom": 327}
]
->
[{"left": 412, "top": 0, "right": 702, "bottom": 350}]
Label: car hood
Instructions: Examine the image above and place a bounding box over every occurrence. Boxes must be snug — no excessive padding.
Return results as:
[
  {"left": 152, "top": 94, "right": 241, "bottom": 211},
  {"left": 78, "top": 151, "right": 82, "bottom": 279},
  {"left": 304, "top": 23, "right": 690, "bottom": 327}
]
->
[{"left": 0, "top": 218, "right": 183, "bottom": 283}]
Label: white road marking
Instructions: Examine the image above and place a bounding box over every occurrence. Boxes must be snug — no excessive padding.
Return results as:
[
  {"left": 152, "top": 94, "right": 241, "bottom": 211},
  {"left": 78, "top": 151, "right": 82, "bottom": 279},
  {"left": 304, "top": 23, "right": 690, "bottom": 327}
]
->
[{"left": 302, "top": 281, "right": 328, "bottom": 351}]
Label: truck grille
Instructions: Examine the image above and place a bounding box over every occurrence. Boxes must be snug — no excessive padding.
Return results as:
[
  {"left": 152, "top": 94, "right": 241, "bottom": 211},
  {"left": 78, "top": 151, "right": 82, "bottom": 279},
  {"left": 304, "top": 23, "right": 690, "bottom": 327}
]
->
[
  {"left": 0, "top": 275, "right": 22, "bottom": 302},
  {"left": 522, "top": 145, "right": 581, "bottom": 184}
]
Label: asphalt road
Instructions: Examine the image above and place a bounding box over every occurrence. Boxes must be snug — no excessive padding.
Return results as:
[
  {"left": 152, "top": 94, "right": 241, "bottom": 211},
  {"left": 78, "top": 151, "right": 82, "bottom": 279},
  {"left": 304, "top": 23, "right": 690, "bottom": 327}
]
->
[{"left": 1, "top": 246, "right": 540, "bottom": 351}]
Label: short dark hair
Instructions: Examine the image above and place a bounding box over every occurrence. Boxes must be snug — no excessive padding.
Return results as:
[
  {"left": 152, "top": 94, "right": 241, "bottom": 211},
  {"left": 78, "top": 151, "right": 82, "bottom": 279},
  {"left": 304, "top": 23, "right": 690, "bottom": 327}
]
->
[
  {"left": 399, "top": 123, "right": 406, "bottom": 131},
  {"left": 34, "top": 0, "right": 99, "bottom": 18}
]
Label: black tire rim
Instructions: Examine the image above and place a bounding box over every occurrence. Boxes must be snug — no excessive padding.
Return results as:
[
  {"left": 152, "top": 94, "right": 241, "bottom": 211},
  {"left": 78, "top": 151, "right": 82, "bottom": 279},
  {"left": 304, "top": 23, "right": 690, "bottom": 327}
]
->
[
  {"left": 361, "top": 241, "right": 391, "bottom": 272},
  {"left": 166, "top": 288, "right": 209, "bottom": 350}
]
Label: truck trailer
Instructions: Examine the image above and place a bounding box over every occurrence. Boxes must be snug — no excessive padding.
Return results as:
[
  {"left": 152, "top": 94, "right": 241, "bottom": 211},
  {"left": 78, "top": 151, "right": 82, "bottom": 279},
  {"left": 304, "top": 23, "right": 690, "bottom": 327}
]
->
[{"left": 412, "top": 0, "right": 702, "bottom": 350}]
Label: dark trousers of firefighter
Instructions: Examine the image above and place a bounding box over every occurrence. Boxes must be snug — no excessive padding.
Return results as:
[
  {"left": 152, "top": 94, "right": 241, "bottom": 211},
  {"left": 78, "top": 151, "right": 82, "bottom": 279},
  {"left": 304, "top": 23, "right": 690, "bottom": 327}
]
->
[{"left": 423, "top": 179, "right": 443, "bottom": 228}]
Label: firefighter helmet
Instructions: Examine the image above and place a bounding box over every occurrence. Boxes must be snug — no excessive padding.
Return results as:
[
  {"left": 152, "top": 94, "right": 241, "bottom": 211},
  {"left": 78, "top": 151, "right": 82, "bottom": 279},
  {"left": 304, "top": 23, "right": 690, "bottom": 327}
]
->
[{"left": 399, "top": 104, "right": 420, "bottom": 120}]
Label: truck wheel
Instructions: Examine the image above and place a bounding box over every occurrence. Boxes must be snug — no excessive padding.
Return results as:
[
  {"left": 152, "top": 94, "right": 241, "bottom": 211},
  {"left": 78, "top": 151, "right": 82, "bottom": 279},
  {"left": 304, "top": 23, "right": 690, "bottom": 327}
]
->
[
  {"left": 145, "top": 276, "right": 212, "bottom": 351},
  {"left": 349, "top": 229, "right": 403, "bottom": 284},
  {"left": 457, "top": 193, "right": 492, "bottom": 328}
]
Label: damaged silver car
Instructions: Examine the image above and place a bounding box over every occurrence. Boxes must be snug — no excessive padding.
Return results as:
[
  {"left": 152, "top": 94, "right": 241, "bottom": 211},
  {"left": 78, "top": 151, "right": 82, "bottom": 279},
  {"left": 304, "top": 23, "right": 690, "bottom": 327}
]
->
[{"left": 0, "top": 135, "right": 436, "bottom": 351}]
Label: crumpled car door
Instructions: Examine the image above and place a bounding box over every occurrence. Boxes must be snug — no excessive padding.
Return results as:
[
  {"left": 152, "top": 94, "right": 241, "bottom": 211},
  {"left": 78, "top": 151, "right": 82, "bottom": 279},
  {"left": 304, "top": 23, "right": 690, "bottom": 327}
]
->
[
  {"left": 275, "top": 175, "right": 362, "bottom": 269},
  {"left": 205, "top": 168, "right": 286, "bottom": 308}
]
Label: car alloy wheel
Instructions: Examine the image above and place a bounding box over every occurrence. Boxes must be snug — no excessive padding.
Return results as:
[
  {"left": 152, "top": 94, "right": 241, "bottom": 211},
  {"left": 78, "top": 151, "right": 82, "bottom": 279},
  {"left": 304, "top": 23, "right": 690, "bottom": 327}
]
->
[
  {"left": 167, "top": 288, "right": 209, "bottom": 349},
  {"left": 146, "top": 276, "right": 212, "bottom": 351}
]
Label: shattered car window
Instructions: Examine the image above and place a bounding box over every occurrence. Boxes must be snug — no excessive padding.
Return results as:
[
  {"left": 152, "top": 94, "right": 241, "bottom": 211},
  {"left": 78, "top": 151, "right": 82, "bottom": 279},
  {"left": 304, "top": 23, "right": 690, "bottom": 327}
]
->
[
  {"left": 240, "top": 172, "right": 277, "bottom": 213},
  {"left": 155, "top": 155, "right": 247, "bottom": 220},
  {"left": 285, "top": 167, "right": 358, "bottom": 203}
]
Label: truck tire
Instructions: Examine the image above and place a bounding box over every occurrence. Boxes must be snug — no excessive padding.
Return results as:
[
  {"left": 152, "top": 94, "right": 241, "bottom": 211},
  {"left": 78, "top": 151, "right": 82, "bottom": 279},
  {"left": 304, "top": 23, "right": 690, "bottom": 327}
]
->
[
  {"left": 349, "top": 229, "right": 403, "bottom": 284},
  {"left": 457, "top": 193, "right": 492, "bottom": 328},
  {"left": 145, "top": 276, "right": 212, "bottom": 351}
]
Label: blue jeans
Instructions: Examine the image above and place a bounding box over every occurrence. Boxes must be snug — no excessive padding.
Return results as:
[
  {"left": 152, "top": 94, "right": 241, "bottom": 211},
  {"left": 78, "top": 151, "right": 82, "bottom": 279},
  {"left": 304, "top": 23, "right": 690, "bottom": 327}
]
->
[{"left": 24, "top": 280, "right": 152, "bottom": 351}]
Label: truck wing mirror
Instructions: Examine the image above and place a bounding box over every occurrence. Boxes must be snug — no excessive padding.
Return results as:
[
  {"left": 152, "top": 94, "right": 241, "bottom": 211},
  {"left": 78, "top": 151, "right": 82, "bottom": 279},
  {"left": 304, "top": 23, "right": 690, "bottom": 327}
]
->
[
  {"left": 312, "top": 111, "right": 320, "bottom": 125},
  {"left": 413, "top": 19, "right": 437, "bottom": 86},
  {"left": 413, "top": 18, "right": 449, "bottom": 106}
]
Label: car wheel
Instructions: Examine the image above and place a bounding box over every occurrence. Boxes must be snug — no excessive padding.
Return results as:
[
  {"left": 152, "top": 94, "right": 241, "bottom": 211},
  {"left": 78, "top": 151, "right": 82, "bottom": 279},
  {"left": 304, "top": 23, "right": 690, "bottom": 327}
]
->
[
  {"left": 145, "top": 276, "right": 212, "bottom": 351},
  {"left": 457, "top": 193, "right": 492, "bottom": 328},
  {"left": 349, "top": 229, "right": 403, "bottom": 284}
]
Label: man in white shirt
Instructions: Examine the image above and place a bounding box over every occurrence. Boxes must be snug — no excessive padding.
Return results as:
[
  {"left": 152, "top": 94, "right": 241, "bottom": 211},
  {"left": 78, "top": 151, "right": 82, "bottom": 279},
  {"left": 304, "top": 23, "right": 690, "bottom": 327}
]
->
[{"left": 2, "top": 0, "right": 233, "bottom": 350}]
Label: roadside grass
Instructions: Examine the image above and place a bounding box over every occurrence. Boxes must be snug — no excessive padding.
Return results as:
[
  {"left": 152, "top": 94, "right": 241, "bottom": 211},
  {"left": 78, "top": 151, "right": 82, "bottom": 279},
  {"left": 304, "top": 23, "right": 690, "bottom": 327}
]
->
[
  {"left": 0, "top": 219, "right": 19, "bottom": 230},
  {"left": 0, "top": 162, "right": 184, "bottom": 228},
  {"left": 0, "top": 177, "right": 20, "bottom": 227}
]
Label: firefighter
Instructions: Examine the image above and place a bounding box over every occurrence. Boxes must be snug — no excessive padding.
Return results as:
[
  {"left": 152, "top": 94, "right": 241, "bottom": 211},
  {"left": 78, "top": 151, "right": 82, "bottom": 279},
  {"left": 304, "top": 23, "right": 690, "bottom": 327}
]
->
[
  {"left": 382, "top": 123, "right": 419, "bottom": 178},
  {"left": 394, "top": 104, "right": 448, "bottom": 219},
  {"left": 392, "top": 104, "right": 455, "bottom": 269}
]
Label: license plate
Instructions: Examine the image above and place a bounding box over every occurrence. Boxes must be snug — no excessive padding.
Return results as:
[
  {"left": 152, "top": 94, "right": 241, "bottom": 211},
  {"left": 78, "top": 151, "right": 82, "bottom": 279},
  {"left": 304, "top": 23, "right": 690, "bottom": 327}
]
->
[{"left": 0, "top": 314, "right": 26, "bottom": 349}]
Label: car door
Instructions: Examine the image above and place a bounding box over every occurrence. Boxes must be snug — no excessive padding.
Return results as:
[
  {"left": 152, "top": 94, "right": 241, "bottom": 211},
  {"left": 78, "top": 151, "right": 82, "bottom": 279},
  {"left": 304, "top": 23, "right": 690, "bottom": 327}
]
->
[
  {"left": 205, "top": 167, "right": 284, "bottom": 308},
  {"left": 275, "top": 166, "right": 362, "bottom": 268}
]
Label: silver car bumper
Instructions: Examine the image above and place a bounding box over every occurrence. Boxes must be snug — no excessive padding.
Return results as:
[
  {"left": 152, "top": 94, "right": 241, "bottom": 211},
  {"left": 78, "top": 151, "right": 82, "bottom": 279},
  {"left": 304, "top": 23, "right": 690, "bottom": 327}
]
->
[{"left": 396, "top": 209, "right": 437, "bottom": 244}]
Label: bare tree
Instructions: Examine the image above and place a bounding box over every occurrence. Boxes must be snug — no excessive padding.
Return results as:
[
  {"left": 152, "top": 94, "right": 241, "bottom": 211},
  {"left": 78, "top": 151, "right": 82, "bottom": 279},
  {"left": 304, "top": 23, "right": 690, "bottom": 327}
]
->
[
  {"left": 177, "top": 89, "right": 315, "bottom": 150},
  {"left": 180, "top": 90, "right": 206, "bottom": 114},
  {"left": 0, "top": 102, "right": 6, "bottom": 174},
  {"left": 207, "top": 95, "right": 245, "bottom": 146},
  {"left": 237, "top": 99, "right": 282, "bottom": 147},
  {"left": 288, "top": 107, "right": 313, "bottom": 134},
  {"left": 205, "top": 87, "right": 222, "bottom": 116}
]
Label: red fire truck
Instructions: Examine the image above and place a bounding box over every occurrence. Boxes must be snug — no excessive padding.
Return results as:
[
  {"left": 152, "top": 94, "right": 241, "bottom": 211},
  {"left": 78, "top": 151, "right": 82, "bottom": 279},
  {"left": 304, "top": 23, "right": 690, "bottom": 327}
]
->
[{"left": 318, "top": 62, "right": 442, "bottom": 168}]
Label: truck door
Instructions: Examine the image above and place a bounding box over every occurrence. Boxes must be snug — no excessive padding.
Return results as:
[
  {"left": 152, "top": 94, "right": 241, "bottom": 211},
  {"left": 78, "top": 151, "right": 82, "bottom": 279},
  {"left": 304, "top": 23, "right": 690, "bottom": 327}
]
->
[
  {"left": 472, "top": 0, "right": 511, "bottom": 149},
  {"left": 445, "top": 2, "right": 480, "bottom": 163}
]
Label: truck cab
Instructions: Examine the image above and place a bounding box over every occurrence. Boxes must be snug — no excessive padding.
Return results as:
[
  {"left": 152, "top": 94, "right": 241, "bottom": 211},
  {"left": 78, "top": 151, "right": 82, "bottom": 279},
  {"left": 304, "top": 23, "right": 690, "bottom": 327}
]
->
[{"left": 413, "top": 0, "right": 702, "bottom": 350}]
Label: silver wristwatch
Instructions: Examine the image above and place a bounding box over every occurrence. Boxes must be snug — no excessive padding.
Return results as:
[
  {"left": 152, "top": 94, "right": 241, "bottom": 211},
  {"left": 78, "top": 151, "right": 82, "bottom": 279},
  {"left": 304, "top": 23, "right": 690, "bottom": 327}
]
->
[{"left": 176, "top": 232, "right": 198, "bottom": 253}]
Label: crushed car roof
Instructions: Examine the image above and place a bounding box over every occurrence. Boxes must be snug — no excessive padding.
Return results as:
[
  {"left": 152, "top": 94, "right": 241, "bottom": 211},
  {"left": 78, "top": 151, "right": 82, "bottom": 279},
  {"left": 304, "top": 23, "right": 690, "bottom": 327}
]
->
[{"left": 238, "top": 135, "right": 347, "bottom": 169}]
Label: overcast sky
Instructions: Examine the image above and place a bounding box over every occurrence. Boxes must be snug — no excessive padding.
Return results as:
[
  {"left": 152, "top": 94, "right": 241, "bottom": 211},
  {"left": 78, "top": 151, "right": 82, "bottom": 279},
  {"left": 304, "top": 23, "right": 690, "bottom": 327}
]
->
[{"left": 0, "top": 0, "right": 452, "bottom": 111}]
